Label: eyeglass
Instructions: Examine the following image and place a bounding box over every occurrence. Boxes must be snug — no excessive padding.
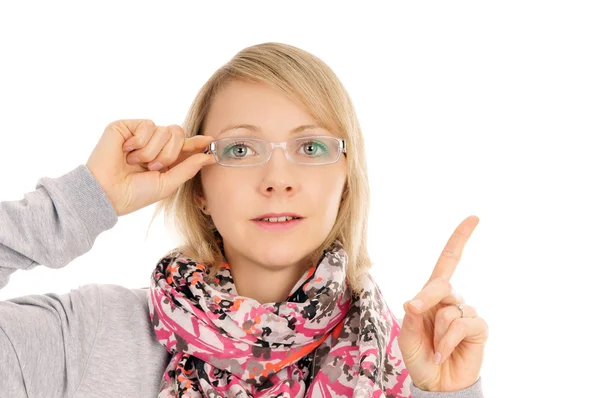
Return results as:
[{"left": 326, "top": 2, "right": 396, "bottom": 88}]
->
[{"left": 203, "top": 135, "right": 347, "bottom": 167}]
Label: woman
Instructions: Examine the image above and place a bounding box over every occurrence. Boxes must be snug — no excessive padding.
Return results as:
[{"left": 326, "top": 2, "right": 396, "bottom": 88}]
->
[{"left": 0, "top": 43, "right": 486, "bottom": 397}]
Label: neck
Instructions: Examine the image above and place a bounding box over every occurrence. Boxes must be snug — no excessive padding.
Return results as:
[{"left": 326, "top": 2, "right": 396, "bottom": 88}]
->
[{"left": 222, "top": 245, "right": 313, "bottom": 304}]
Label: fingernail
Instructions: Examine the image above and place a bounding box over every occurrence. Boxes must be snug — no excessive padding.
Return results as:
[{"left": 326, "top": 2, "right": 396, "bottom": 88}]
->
[
  {"left": 124, "top": 146, "right": 134, "bottom": 152},
  {"left": 148, "top": 161, "right": 163, "bottom": 171},
  {"left": 130, "top": 157, "right": 140, "bottom": 164},
  {"left": 434, "top": 352, "right": 441, "bottom": 365},
  {"left": 410, "top": 299, "right": 424, "bottom": 311}
]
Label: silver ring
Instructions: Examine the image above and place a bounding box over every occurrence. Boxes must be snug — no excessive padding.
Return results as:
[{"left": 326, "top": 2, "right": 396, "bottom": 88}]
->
[{"left": 456, "top": 303, "right": 465, "bottom": 318}]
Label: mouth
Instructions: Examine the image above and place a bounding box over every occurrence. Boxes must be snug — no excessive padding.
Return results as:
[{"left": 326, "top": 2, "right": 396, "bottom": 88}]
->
[
  {"left": 251, "top": 213, "right": 305, "bottom": 231},
  {"left": 252, "top": 213, "right": 304, "bottom": 223}
]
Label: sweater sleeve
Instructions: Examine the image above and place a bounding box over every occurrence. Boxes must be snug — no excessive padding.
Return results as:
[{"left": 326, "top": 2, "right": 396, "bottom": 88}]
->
[
  {"left": 0, "top": 164, "right": 118, "bottom": 289},
  {"left": 0, "top": 165, "right": 119, "bottom": 397},
  {"left": 410, "top": 377, "right": 484, "bottom": 397}
]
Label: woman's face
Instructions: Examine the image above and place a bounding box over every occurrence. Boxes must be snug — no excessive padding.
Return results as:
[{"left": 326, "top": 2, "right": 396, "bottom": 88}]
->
[{"left": 199, "top": 79, "right": 347, "bottom": 270}]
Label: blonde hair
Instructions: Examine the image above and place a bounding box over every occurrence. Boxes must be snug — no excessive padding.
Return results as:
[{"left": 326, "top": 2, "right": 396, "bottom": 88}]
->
[{"left": 150, "top": 42, "right": 372, "bottom": 295}]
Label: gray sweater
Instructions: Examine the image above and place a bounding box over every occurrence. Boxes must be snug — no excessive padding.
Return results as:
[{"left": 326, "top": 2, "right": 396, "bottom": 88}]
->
[{"left": 0, "top": 165, "right": 484, "bottom": 397}]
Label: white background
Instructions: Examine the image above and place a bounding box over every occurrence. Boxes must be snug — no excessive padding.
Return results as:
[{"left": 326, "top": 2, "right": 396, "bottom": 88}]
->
[{"left": 1, "top": 1, "right": 598, "bottom": 396}]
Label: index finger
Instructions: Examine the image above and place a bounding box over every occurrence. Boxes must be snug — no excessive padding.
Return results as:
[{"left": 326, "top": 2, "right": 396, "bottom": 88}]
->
[
  {"left": 167, "top": 135, "right": 215, "bottom": 170},
  {"left": 426, "top": 215, "right": 480, "bottom": 286},
  {"left": 182, "top": 135, "right": 215, "bottom": 153}
]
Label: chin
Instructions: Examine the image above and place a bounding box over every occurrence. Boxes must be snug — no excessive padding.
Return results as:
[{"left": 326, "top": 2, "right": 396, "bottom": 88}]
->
[{"left": 250, "top": 240, "right": 309, "bottom": 268}]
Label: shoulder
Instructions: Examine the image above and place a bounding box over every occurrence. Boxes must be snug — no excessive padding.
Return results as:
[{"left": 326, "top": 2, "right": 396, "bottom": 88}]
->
[{"left": 93, "top": 283, "right": 151, "bottom": 311}]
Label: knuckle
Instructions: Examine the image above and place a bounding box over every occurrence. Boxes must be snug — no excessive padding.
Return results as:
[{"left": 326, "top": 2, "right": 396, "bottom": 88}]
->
[
  {"left": 445, "top": 308, "right": 458, "bottom": 324},
  {"left": 168, "top": 124, "right": 186, "bottom": 138},
  {"left": 152, "top": 131, "right": 178, "bottom": 164},
  {"left": 438, "top": 306, "right": 455, "bottom": 324},
  {"left": 431, "top": 276, "right": 445, "bottom": 286},
  {"left": 141, "top": 119, "right": 156, "bottom": 129},
  {"left": 440, "top": 249, "right": 460, "bottom": 261},
  {"left": 454, "top": 228, "right": 470, "bottom": 239},
  {"left": 134, "top": 120, "right": 156, "bottom": 141},
  {"left": 136, "top": 121, "right": 155, "bottom": 137},
  {"left": 432, "top": 278, "right": 452, "bottom": 294},
  {"left": 154, "top": 125, "right": 168, "bottom": 139},
  {"left": 158, "top": 128, "right": 173, "bottom": 147},
  {"left": 162, "top": 127, "right": 173, "bottom": 140},
  {"left": 111, "top": 119, "right": 129, "bottom": 127}
]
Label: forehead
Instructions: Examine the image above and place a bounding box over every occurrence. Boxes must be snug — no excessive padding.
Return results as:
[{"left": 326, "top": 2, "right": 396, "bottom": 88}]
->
[{"left": 205, "top": 79, "right": 330, "bottom": 138}]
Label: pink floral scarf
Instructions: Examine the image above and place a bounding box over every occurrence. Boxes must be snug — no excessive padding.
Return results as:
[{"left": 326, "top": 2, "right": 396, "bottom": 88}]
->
[{"left": 148, "top": 240, "right": 410, "bottom": 397}]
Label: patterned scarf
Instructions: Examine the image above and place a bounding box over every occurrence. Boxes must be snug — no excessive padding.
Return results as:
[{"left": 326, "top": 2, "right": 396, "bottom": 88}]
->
[{"left": 148, "top": 240, "right": 410, "bottom": 397}]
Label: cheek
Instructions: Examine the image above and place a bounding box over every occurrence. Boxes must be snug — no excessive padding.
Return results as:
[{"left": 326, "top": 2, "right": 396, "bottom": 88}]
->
[
  {"left": 201, "top": 169, "right": 246, "bottom": 217},
  {"left": 310, "top": 173, "right": 346, "bottom": 217}
]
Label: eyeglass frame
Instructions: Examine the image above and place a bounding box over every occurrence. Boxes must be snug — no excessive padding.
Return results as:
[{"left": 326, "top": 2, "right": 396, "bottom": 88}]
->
[{"left": 202, "top": 135, "right": 347, "bottom": 167}]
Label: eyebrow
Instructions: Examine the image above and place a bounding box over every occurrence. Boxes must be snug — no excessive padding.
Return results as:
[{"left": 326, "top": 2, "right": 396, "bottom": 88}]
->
[{"left": 217, "top": 123, "right": 328, "bottom": 137}]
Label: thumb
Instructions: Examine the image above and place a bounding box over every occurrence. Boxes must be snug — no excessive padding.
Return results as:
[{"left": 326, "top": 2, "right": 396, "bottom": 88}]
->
[
  {"left": 398, "top": 301, "right": 426, "bottom": 354},
  {"left": 158, "top": 153, "right": 215, "bottom": 199}
]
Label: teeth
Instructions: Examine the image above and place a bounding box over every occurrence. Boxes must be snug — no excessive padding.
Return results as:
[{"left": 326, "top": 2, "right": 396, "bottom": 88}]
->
[{"left": 260, "top": 216, "right": 297, "bottom": 222}]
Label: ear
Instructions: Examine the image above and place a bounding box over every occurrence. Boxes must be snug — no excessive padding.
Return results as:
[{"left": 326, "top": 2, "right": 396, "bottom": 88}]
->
[{"left": 194, "top": 195, "right": 210, "bottom": 215}]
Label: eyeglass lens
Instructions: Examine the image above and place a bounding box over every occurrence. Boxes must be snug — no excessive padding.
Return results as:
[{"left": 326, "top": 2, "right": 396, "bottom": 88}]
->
[{"left": 213, "top": 136, "right": 343, "bottom": 166}]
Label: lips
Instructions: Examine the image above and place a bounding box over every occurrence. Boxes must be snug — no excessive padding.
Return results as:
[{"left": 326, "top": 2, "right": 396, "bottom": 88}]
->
[
  {"left": 252, "top": 212, "right": 304, "bottom": 221},
  {"left": 251, "top": 216, "right": 304, "bottom": 232}
]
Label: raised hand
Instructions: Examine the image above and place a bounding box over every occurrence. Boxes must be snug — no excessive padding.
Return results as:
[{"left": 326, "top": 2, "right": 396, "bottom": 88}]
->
[
  {"left": 86, "top": 119, "right": 215, "bottom": 216},
  {"left": 397, "top": 215, "right": 488, "bottom": 392}
]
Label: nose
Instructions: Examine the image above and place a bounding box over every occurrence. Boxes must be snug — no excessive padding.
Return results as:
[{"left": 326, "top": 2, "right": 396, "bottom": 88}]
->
[{"left": 258, "top": 146, "right": 298, "bottom": 196}]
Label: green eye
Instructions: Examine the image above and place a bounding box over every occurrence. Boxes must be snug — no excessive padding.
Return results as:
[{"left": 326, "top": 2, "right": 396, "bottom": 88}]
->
[
  {"left": 299, "top": 140, "right": 329, "bottom": 157},
  {"left": 222, "top": 142, "right": 256, "bottom": 158}
]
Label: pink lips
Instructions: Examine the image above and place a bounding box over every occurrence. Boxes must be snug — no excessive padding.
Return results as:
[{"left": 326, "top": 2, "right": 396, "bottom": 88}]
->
[
  {"left": 251, "top": 218, "right": 303, "bottom": 231},
  {"left": 253, "top": 212, "right": 303, "bottom": 220},
  {"left": 251, "top": 213, "right": 304, "bottom": 232}
]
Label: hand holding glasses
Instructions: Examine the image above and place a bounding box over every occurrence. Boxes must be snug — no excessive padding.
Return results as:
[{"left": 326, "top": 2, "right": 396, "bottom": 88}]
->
[{"left": 203, "top": 135, "right": 347, "bottom": 167}]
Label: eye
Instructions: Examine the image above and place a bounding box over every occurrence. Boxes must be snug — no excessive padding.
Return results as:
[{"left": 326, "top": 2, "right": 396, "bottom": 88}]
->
[
  {"left": 222, "top": 141, "right": 257, "bottom": 158},
  {"left": 297, "top": 139, "right": 329, "bottom": 157}
]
